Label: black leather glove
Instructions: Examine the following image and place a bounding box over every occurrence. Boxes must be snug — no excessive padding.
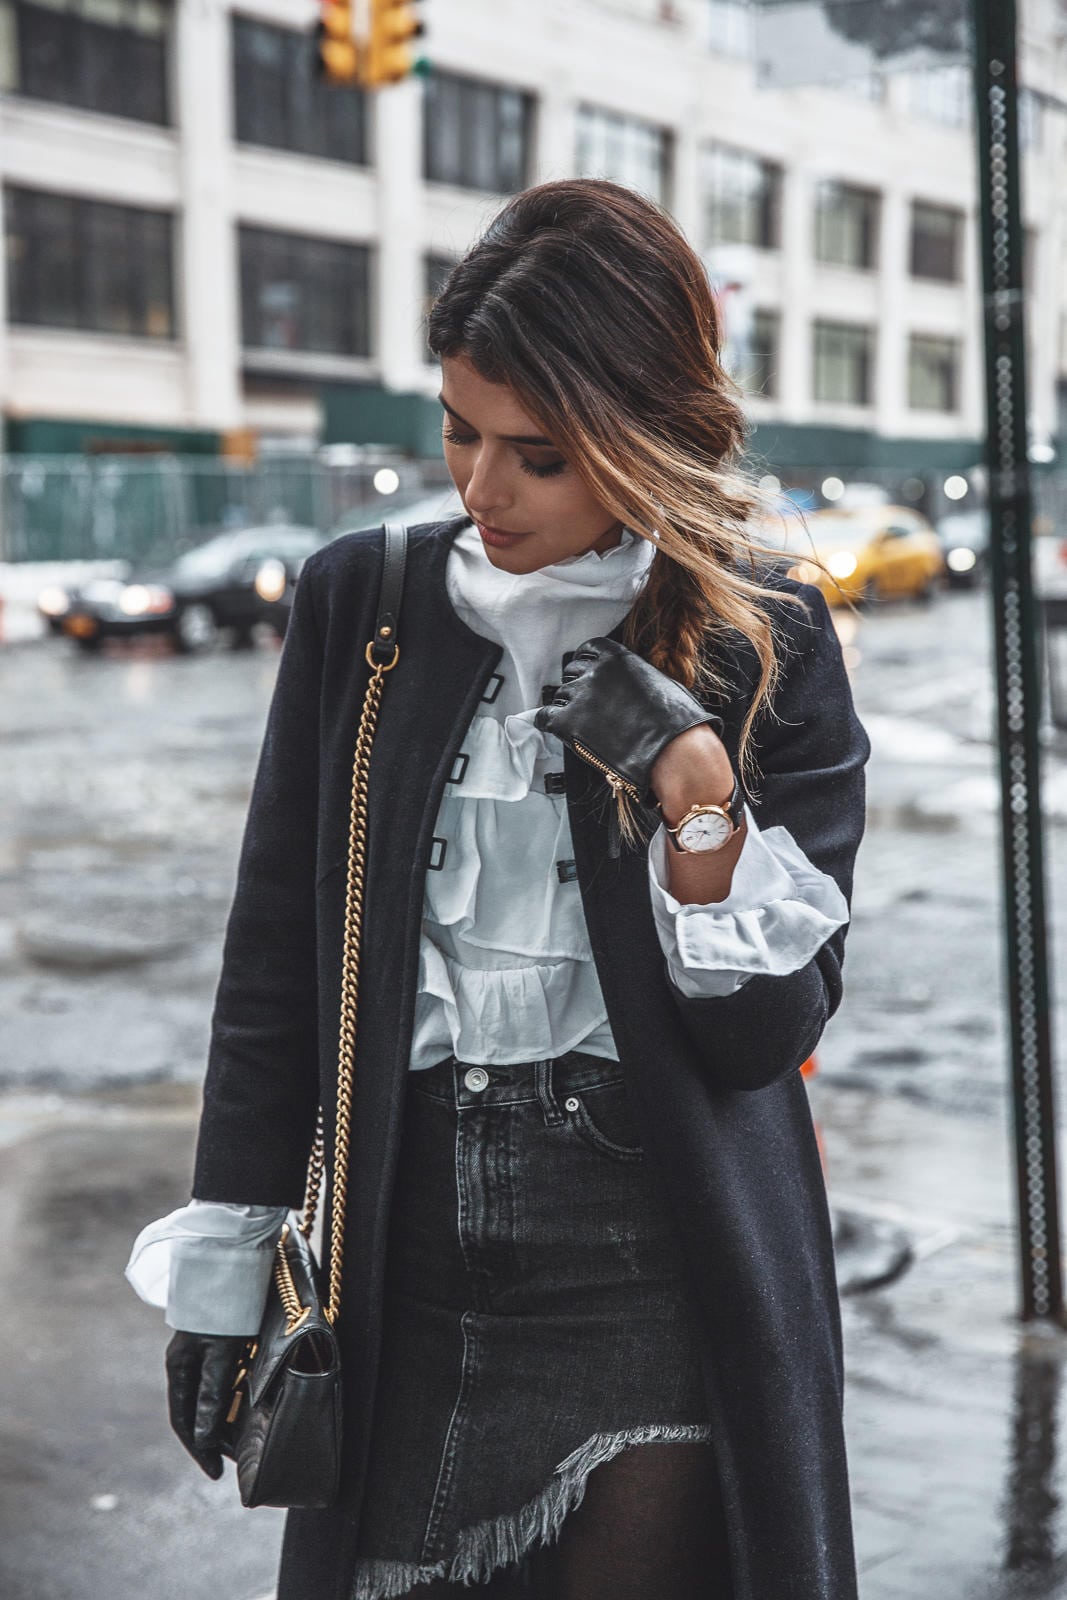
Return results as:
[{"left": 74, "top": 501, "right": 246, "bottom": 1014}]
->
[
  {"left": 533, "top": 636, "right": 724, "bottom": 806},
  {"left": 165, "top": 1330, "right": 247, "bottom": 1480}
]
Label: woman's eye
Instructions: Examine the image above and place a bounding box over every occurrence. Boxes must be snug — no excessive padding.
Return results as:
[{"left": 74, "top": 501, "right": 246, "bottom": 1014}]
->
[
  {"left": 519, "top": 456, "right": 566, "bottom": 479},
  {"left": 442, "top": 423, "right": 565, "bottom": 479}
]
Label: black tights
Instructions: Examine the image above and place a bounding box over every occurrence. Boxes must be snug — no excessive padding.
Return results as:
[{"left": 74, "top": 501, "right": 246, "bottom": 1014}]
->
[{"left": 418, "top": 1441, "right": 731, "bottom": 1600}]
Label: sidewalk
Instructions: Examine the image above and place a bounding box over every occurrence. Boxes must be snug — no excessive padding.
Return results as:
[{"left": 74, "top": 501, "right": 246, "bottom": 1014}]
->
[
  {"left": 0, "top": 1078, "right": 1064, "bottom": 1600},
  {"left": 822, "top": 1087, "right": 1067, "bottom": 1600},
  {"left": 0, "top": 1085, "right": 287, "bottom": 1600}
]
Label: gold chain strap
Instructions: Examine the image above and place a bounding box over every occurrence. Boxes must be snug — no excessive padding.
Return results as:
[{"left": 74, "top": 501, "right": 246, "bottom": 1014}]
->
[
  {"left": 274, "top": 1223, "right": 311, "bottom": 1334},
  {"left": 293, "top": 635, "right": 399, "bottom": 1327}
]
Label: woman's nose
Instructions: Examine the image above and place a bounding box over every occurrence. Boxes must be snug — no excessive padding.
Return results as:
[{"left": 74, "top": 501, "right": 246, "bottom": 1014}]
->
[{"left": 464, "top": 446, "right": 513, "bottom": 522}]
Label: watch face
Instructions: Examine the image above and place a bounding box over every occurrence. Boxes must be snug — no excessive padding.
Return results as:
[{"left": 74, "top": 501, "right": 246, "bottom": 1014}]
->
[{"left": 678, "top": 809, "right": 733, "bottom": 852}]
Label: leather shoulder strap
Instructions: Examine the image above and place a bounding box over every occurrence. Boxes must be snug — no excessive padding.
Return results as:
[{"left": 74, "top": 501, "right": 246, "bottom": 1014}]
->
[{"left": 370, "top": 520, "right": 408, "bottom": 666}]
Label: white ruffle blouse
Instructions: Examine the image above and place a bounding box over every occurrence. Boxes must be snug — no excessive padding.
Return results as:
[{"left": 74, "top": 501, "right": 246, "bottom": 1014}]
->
[
  {"left": 410, "top": 518, "right": 657, "bottom": 1069},
  {"left": 125, "top": 520, "right": 849, "bottom": 1334}
]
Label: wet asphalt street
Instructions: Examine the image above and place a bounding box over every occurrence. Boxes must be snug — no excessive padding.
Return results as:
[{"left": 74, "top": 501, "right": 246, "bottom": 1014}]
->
[{"left": 1, "top": 588, "right": 1066, "bottom": 1599}]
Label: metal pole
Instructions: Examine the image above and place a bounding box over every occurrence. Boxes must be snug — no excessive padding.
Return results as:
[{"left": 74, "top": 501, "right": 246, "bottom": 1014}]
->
[{"left": 971, "top": 0, "right": 1062, "bottom": 1321}]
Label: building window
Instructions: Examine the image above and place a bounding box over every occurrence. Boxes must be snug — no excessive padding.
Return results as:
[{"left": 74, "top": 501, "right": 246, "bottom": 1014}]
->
[
  {"left": 232, "top": 16, "right": 367, "bottom": 165},
  {"left": 814, "top": 180, "right": 879, "bottom": 270},
  {"left": 423, "top": 71, "right": 532, "bottom": 194},
  {"left": 2, "top": 0, "right": 170, "bottom": 124},
  {"left": 910, "top": 201, "right": 963, "bottom": 282},
  {"left": 5, "top": 186, "right": 175, "bottom": 336},
  {"left": 905, "top": 66, "right": 971, "bottom": 127},
  {"left": 423, "top": 253, "right": 454, "bottom": 361},
  {"left": 735, "top": 308, "right": 780, "bottom": 398},
  {"left": 239, "top": 226, "right": 370, "bottom": 356},
  {"left": 575, "top": 105, "right": 671, "bottom": 206},
  {"left": 702, "top": 144, "right": 780, "bottom": 250},
  {"left": 706, "top": 0, "right": 754, "bottom": 59},
  {"left": 908, "top": 334, "right": 959, "bottom": 412},
  {"left": 813, "top": 320, "right": 874, "bottom": 405}
]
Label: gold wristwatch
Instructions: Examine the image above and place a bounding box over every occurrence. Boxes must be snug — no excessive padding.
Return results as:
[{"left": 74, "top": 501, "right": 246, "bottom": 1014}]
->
[{"left": 661, "top": 772, "right": 744, "bottom": 854}]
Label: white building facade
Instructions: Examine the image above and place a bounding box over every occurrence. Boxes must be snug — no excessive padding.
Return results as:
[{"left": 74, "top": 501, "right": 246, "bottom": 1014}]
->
[{"left": 0, "top": 0, "right": 1064, "bottom": 476}]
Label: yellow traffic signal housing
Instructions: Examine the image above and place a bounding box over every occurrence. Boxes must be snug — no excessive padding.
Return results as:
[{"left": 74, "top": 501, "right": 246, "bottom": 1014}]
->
[
  {"left": 317, "top": 0, "right": 361, "bottom": 84},
  {"left": 365, "top": 0, "right": 424, "bottom": 87}
]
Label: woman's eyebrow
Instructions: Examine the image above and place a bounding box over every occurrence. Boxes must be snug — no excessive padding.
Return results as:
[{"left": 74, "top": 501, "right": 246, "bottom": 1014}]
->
[{"left": 437, "top": 394, "right": 556, "bottom": 448}]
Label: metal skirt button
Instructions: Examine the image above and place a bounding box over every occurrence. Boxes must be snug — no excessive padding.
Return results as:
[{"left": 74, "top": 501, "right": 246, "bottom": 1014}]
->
[{"left": 464, "top": 1067, "right": 490, "bottom": 1092}]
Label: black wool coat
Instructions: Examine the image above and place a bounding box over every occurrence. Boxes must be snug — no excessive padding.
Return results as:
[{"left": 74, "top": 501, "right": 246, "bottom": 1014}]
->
[{"left": 191, "top": 516, "right": 871, "bottom": 1600}]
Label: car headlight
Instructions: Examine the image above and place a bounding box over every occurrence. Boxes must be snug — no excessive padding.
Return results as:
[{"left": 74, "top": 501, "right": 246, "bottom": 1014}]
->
[
  {"left": 119, "top": 584, "right": 174, "bottom": 616},
  {"left": 38, "top": 586, "right": 70, "bottom": 617},
  {"left": 827, "top": 551, "right": 858, "bottom": 580},
  {"left": 946, "top": 546, "right": 977, "bottom": 573},
  {"left": 254, "top": 559, "right": 288, "bottom": 603}
]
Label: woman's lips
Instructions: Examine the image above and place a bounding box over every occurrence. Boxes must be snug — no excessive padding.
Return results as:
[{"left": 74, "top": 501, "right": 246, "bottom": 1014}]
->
[{"left": 475, "top": 522, "right": 531, "bottom": 549}]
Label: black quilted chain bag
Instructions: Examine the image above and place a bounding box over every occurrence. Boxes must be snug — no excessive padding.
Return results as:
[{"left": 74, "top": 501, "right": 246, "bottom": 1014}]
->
[{"left": 217, "top": 522, "right": 409, "bottom": 1509}]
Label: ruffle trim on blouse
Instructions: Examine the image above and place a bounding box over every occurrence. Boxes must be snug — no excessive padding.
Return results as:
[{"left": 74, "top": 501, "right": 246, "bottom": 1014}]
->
[
  {"left": 423, "top": 708, "right": 592, "bottom": 960},
  {"left": 446, "top": 708, "right": 562, "bottom": 802},
  {"left": 424, "top": 793, "right": 590, "bottom": 959},
  {"left": 647, "top": 812, "right": 850, "bottom": 999},
  {"left": 417, "top": 697, "right": 616, "bottom": 1059},
  {"left": 416, "top": 937, "right": 613, "bottom": 1065}
]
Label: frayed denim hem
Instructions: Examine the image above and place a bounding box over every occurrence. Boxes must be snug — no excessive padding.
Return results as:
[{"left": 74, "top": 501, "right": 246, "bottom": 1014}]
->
[{"left": 350, "top": 1422, "right": 714, "bottom": 1599}]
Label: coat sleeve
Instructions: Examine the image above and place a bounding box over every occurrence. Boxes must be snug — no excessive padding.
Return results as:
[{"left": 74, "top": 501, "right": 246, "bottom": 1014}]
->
[
  {"left": 190, "top": 555, "right": 326, "bottom": 1206},
  {"left": 663, "top": 581, "right": 871, "bottom": 1091}
]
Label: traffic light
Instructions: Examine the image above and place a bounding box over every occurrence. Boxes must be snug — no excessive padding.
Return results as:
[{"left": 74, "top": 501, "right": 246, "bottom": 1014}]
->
[
  {"left": 317, "top": 0, "right": 360, "bottom": 85},
  {"left": 365, "top": 0, "right": 425, "bottom": 88}
]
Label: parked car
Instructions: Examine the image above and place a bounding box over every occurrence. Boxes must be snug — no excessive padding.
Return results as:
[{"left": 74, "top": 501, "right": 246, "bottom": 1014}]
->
[
  {"left": 937, "top": 509, "right": 989, "bottom": 589},
  {"left": 40, "top": 525, "right": 326, "bottom": 653},
  {"left": 935, "top": 507, "right": 1067, "bottom": 596},
  {"left": 782, "top": 505, "right": 945, "bottom": 608}
]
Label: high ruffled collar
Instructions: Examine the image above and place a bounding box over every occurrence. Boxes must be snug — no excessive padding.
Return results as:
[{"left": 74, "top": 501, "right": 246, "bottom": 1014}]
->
[
  {"left": 444, "top": 519, "right": 657, "bottom": 709},
  {"left": 448, "top": 519, "right": 656, "bottom": 607},
  {"left": 539, "top": 522, "right": 647, "bottom": 570}
]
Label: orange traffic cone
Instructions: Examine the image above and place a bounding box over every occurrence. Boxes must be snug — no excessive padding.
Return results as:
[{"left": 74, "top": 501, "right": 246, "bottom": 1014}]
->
[{"left": 800, "top": 1054, "right": 827, "bottom": 1178}]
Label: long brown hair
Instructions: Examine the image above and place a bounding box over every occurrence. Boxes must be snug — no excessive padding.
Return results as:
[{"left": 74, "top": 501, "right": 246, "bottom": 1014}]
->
[{"left": 427, "top": 177, "right": 808, "bottom": 826}]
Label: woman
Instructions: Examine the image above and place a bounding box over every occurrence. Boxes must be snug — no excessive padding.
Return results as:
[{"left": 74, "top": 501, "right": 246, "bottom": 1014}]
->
[{"left": 127, "top": 178, "right": 870, "bottom": 1600}]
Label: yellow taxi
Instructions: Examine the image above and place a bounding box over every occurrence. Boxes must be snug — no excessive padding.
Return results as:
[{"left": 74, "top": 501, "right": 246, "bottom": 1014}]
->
[{"left": 783, "top": 505, "right": 946, "bottom": 608}]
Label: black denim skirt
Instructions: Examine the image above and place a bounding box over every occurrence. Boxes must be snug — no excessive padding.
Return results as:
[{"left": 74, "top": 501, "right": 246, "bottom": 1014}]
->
[{"left": 350, "top": 1051, "right": 714, "bottom": 1599}]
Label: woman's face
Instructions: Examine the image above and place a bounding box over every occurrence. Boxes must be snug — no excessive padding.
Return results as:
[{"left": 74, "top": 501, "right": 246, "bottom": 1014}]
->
[{"left": 439, "top": 353, "right": 623, "bottom": 573}]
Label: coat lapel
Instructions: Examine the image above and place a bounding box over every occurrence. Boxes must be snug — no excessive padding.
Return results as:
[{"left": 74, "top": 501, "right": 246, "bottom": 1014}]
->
[{"left": 364, "top": 520, "right": 504, "bottom": 883}]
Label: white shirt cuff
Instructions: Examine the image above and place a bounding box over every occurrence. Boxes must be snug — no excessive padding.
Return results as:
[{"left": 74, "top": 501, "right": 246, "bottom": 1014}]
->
[
  {"left": 124, "top": 1199, "right": 288, "bottom": 1335},
  {"left": 647, "top": 805, "right": 850, "bottom": 999}
]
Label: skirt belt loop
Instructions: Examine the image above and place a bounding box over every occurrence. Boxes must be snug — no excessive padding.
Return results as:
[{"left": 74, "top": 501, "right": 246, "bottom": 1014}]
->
[{"left": 535, "top": 1059, "right": 565, "bottom": 1126}]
